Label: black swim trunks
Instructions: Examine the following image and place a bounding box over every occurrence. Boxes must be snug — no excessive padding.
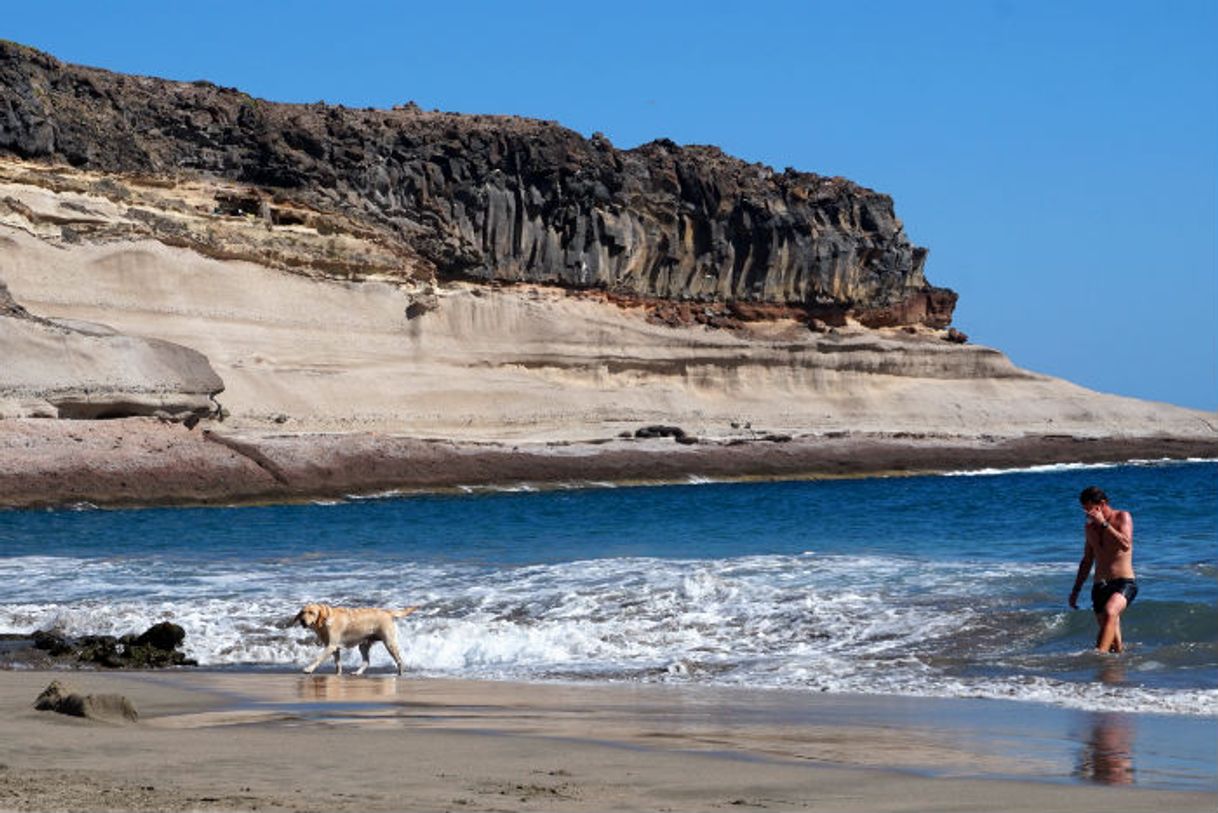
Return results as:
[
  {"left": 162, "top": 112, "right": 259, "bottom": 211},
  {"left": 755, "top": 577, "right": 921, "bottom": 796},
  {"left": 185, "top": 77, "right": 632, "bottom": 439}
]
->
[{"left": 1091, "top": 578, "right": 1138, "bottom": 613}]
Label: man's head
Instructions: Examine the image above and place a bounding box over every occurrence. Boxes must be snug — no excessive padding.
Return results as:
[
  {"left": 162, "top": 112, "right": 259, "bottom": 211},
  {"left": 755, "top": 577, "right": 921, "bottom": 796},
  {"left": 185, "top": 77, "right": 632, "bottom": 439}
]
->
[{"left": 1079, "top": 486, "right": 1108, "bottom": 507}]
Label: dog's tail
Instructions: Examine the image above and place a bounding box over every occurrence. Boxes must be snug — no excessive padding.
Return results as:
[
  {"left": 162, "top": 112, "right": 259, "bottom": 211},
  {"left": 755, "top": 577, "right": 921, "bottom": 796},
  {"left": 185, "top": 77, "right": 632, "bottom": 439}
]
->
[{"left": 391, "top": 606, "right": 419, "bottom": 619}]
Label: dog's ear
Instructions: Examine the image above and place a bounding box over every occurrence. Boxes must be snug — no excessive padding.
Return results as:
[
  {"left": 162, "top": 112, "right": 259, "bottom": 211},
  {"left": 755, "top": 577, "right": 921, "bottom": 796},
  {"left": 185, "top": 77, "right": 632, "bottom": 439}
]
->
[{"left": 317, "top": 604, "right": 331, "bottom": 625}]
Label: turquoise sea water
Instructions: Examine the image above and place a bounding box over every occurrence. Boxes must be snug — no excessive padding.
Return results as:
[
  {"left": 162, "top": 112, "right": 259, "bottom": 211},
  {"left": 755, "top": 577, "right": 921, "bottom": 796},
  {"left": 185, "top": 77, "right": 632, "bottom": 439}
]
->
[{"left": 2, "top": 460, "right": 1215, "bottom": 717}]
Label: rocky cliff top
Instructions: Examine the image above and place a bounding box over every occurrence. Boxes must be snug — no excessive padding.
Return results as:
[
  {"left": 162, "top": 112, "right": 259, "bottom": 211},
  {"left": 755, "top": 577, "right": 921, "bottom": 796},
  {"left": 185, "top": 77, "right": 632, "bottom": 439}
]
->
[{"left": 0, "top": 41, "right": 954, "bottom": 328}]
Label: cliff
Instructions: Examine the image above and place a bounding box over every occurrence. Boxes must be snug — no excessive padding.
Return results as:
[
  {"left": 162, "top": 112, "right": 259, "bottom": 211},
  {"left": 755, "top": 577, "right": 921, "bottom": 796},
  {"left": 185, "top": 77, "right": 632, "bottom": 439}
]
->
[
  {"left": 0, "top": 41, "right": 953, "bottom": 328},
  {"left": 0, "top": 276, "right": 221, "bottom": 421},
  {"left": 1, "top": 42, "right": 1213, "bottom": 507}
]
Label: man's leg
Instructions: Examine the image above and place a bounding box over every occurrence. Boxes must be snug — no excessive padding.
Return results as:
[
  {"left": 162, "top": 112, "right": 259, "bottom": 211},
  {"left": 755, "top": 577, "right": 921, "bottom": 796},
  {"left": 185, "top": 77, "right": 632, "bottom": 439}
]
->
[
  {"left": 1096, "top": 593, "right": 1128, "bottom": 654},
  {"left": 1109, "top": 616, "right": 1123, "bottom": 654}
]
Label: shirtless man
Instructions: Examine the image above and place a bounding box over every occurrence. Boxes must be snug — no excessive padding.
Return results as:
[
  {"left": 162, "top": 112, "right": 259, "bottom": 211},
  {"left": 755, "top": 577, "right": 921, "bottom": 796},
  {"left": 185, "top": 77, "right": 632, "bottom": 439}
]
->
[{"left": 1068, "top": 486, "right": 1137, "bottom": 653}]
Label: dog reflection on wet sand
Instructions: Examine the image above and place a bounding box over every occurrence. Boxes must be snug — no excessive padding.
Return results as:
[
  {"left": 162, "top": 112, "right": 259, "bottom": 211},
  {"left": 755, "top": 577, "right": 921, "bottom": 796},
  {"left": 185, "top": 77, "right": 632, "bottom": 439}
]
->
[
  {"left": 292, "top": 603, "right": 418, "bottom": 676},
  {"left": 298, "top": 674, "right": 398, "bottom": 701}
]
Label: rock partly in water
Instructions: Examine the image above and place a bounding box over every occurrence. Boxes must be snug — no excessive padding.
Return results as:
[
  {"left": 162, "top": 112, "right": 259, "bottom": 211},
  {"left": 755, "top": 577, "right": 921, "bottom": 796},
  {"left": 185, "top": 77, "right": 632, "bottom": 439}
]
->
[
  {"left": 29, "top": 622, "right": 196, "bottom": 668},
  {"left": 133, "top": 620, "right": 187, "bottom": 651},
  {"left": 34, "top": 679, "right": 139, "bottom": 722}
]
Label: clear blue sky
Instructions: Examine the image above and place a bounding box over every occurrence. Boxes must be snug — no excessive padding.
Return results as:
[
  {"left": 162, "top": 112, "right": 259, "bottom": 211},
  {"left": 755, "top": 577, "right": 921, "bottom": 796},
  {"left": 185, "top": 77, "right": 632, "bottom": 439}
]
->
[{"left": 5, "top": 1, "right": 1215, "bottom": 409}]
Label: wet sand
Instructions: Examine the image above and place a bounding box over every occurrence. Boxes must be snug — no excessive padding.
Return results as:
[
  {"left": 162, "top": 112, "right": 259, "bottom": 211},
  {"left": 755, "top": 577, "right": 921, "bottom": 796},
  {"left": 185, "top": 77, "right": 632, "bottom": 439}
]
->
[{"left": 0, "top": 671, "right": 1213, "bottom": 812}]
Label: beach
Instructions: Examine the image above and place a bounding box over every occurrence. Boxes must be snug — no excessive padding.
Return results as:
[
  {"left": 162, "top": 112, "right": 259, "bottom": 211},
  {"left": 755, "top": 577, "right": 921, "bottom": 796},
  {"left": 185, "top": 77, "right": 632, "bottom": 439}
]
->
[
  {"left": 1, "top": 416, "right": 1214, "bottom": 509},
  {"left": 1, "top": 670, "right": 1213, "bottom": 812},
  {"left": 2, "top": 28, "right": 1218, "bottom": 813},
  {"left": 1, "top": 38, "right": 1215, "bottom": 813}
]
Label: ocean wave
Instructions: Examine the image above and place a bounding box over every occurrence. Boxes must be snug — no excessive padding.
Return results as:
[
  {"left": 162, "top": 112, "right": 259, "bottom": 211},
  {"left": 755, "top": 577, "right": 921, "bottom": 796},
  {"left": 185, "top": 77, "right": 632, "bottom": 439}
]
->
[
  {"left": 943, "top": 458, "right": 1215, "bottom": 477},
  {"left": 457, "top": 483, "right": 540, "bottom": 494},
  {"left": 345, "top": 489, "right": 406, "bottom": 501},
  {"left": 3, "top": 551, "right": 1212, "bottom": 717}
]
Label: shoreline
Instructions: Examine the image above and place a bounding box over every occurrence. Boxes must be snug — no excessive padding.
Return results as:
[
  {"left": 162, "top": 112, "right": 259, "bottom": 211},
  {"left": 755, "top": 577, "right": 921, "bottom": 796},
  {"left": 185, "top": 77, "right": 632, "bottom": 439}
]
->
[
  {"left": 2, "top": 418, "right": 1216, "bottom": 509},
  {"left": 1, "top": 670, "right": 1214, "bottom": 812}
]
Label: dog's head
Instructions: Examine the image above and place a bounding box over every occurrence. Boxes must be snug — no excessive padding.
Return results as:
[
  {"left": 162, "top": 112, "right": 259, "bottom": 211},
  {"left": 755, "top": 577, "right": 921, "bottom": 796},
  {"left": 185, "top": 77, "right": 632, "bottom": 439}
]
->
[{"left": 292, "top": 603, "right": 330, "bottom": 630}]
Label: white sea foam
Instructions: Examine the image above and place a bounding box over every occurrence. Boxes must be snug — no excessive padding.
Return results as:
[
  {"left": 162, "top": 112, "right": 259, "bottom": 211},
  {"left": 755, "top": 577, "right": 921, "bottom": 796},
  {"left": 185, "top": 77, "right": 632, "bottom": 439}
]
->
[
  {"left": 943, "top": 458, "right": 1213, "bottom": 477},
  {"left": 685, "top": 475, "right": 720, "bottom": 485},
  {"left": 944, "top": 462, "right": 1122, "bottom": 477},
  {"left": 2, "top": 552, "right": 1213, "bottom": 717},
  {"left": 345, "top": 489, "right": 405, "bottom": 501},
  {"left": 456, "top": 483, "right": 540, "bottom": 494}
]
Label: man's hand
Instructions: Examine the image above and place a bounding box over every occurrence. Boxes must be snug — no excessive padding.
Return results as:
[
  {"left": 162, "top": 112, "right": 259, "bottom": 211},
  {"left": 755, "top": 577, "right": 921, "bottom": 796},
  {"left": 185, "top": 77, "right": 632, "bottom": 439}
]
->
[
  {"left": 1068, "top": 589, "right": 1080, "bottom": 609},
  {"left": 1084, "top": 505, "right": 1106, "bottom": 525}
]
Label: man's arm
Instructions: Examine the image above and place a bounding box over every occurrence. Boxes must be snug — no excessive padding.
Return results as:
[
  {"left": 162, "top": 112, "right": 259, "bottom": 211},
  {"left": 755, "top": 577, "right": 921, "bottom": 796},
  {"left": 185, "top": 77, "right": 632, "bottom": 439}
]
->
[
  {"left": 1069, "top": 539, "right": 1094, "bottom": 609},
  {"left": 1096, "top": 510, "right": 1133, "bottom": 551}
]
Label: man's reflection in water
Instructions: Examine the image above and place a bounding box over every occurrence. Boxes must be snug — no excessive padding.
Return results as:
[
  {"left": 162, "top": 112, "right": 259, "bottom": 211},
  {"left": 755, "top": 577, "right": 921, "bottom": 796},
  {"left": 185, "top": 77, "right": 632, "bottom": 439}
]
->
[
  {"left": 1096, "top": 658, "right": 1125, "bottom": 687},
  {"left": 1076, "top": 660, "right": 1135, "bottom": 785},
  {"left": 1078, "top": 713, "right": 1135, "bottom": 784}
]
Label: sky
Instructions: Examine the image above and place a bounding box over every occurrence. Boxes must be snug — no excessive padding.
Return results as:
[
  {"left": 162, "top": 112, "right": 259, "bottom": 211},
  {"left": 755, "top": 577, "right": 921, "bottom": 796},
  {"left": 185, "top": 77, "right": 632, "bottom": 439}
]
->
[{"left": 4, "top": 1, "right": 1216, "bottom": 410}]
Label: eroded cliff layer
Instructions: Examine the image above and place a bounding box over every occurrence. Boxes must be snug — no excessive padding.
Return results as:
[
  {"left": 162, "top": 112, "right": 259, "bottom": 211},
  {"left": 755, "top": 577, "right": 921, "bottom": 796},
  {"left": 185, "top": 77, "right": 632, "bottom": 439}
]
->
[
  {"left": 0, "top": 276, "right": 222, "bottom": 421},
  {"left": 0, "top": 41, "right": 952, "bottom": 327}
]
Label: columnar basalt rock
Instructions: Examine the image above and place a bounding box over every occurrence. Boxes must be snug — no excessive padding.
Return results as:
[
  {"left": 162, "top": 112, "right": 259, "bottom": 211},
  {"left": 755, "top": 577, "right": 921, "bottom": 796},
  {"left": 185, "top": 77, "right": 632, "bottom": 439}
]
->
[{"left": 0, "top": 41, "right": 955, "bottom": 327}]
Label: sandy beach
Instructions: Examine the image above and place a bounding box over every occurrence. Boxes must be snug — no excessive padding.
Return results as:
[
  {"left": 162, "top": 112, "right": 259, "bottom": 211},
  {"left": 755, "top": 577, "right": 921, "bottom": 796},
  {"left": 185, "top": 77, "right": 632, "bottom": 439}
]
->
[
  {"left": 1, "top": 417, "right": 1215, "bottom": 509},
  {"left": 0, "top": 670, "right": 1212, "bottom": 812}
]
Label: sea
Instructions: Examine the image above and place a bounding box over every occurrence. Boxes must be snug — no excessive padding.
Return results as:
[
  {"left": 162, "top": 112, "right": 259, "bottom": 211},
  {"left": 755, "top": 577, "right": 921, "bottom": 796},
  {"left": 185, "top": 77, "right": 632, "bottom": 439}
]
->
[{"left": 2, "top": 459, "right": 1215, "bottom": 719}]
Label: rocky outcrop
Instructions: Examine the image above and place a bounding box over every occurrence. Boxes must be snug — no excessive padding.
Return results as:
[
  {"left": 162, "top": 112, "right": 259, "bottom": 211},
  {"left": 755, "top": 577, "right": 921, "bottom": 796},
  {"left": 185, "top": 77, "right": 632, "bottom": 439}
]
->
[
  {"left": 29, "top": 622, "right": 195, "bottom": 669},
  {"left": 0, "top": 41, "right": 954, "bottom": 327},
  {"left": 0, "top": 278, "right": 223, "bottom": 421},
  {"left": 4, "top": 621, "right": 196, "bottom": 670}
]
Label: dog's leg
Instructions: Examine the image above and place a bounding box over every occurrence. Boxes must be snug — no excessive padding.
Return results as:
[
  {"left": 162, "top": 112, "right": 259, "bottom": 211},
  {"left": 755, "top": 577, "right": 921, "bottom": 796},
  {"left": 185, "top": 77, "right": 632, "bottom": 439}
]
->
[
  {"left": 333, "top": 648, "right": 343, "bottom": 675},
  {"left": 355, "top": 642, "right": 372, "bottom": 676},
  {"left": 303, "top": 645, "right": 338, "bottom": 674},
  {"left": 382, "top": 629, "right": 406, "bottom": 676}
]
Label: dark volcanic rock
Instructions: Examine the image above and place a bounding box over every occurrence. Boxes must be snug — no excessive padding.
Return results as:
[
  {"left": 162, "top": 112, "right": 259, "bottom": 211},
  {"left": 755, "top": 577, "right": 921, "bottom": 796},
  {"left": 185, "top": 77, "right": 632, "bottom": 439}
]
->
[
  {"left": 634, "top": 425, "right": 687, "bottom": 440},
  {"left": 30, "top": 629, "right": 74, "bottom": 656},
  {"left": 945, "top": 327, "right": 969, "bottom": 344},
  {"left": 0, "top": 41, "right": 955, "bottom": 327},
  {"left": 27, "top": 622, "right": 195, "bottom": 668},
  {"left": 134, "top": 620, "right": 186, "bottom": 651}
]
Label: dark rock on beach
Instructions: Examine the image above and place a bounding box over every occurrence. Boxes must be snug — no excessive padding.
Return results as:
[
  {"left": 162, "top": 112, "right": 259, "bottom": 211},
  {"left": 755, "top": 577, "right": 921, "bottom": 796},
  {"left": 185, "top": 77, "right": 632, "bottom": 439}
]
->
[
  {"left": 15, "top": 622, "right": 196, "bottom": 669},
  {"left": 634, "top": 425, "right": 687, "bottom": 440}
]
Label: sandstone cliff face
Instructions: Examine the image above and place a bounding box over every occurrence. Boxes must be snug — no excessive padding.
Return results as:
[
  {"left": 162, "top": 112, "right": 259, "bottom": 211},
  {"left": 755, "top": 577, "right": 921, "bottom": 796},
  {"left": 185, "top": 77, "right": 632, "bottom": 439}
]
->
[
  {"left": 0, "top": 41, "right": 953, "bottom": 327},
  {"left": 0, "top": 277, "right": 222, "bottom": 421}
]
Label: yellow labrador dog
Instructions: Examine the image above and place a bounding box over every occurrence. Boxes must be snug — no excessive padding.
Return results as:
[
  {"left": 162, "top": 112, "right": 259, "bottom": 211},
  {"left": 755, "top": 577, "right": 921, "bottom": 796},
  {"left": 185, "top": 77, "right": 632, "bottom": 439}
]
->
[{"left": 293, "top": 603, "right": 418, "bottom": 676}]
